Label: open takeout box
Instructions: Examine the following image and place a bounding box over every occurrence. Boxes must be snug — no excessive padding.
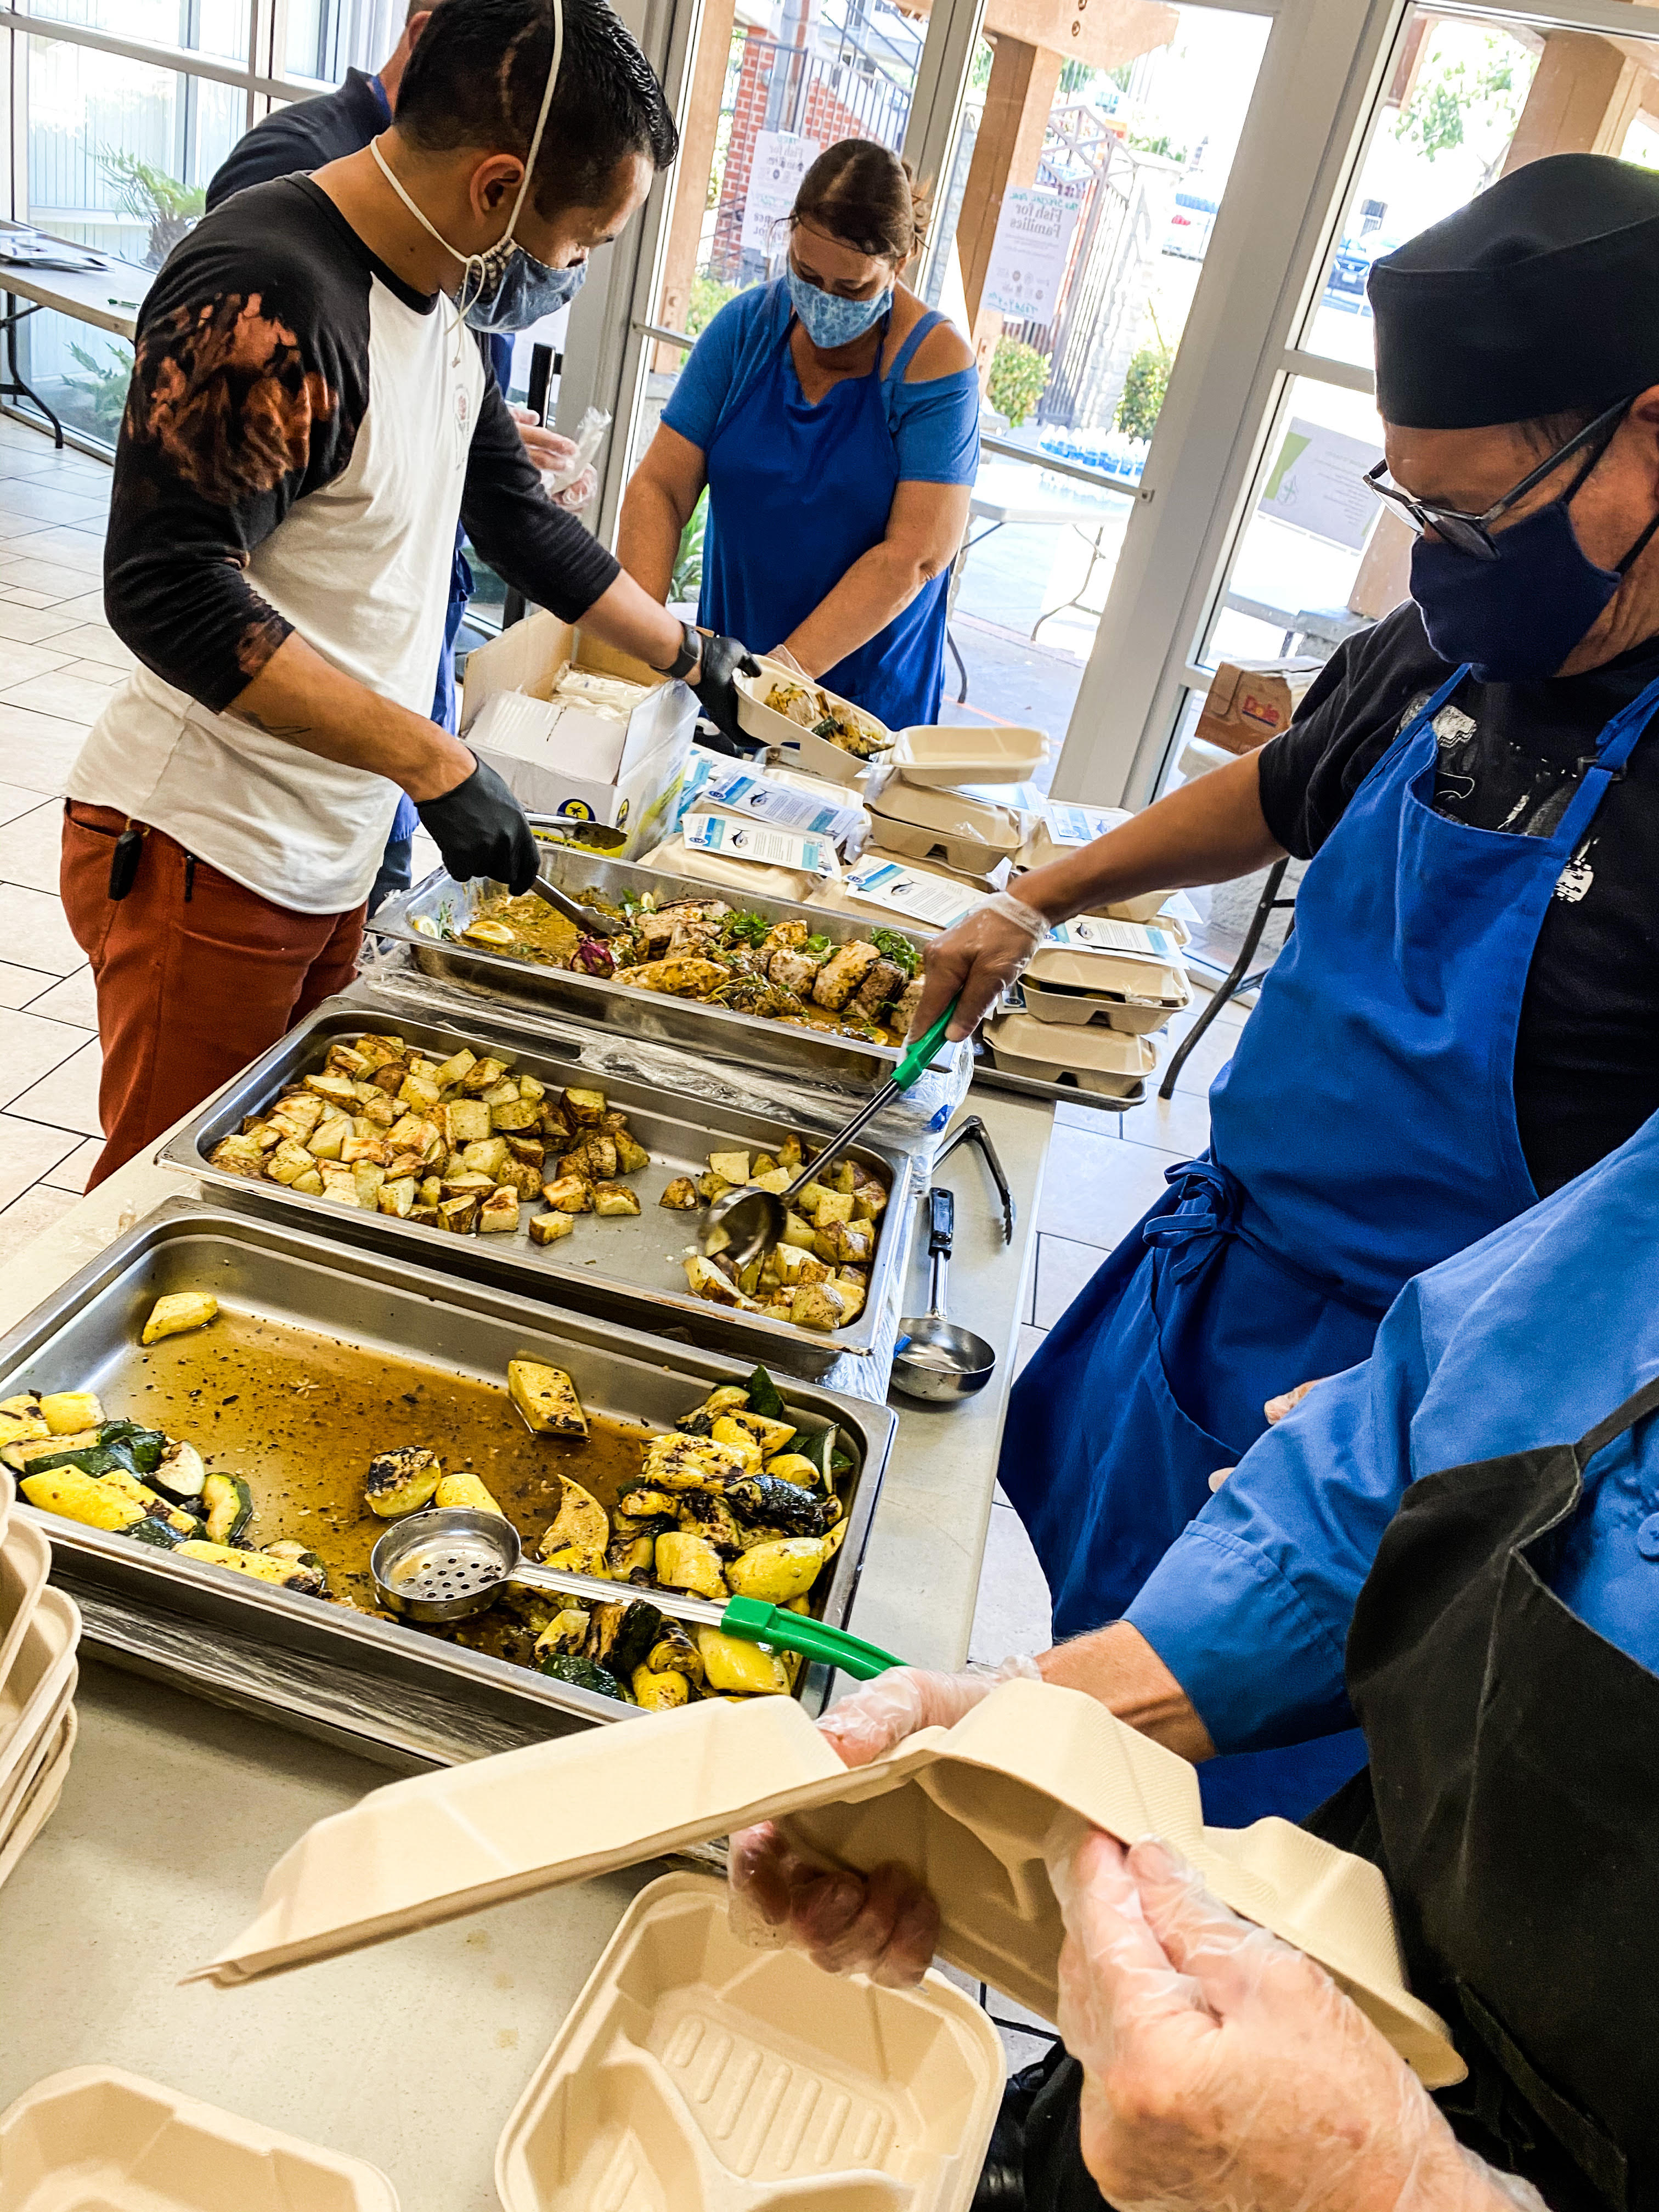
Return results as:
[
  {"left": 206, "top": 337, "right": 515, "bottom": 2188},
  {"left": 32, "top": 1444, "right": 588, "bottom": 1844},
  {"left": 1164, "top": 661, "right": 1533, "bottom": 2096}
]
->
[
  {"left": 0, "top": 2064, "right": 398, "bottom": 2212},
  {"left": 190, "top": 1679, "right": 1462, "bottom": 2095},
  {"left": 737, "top": 658, "right": 894, "bottom": 788}
]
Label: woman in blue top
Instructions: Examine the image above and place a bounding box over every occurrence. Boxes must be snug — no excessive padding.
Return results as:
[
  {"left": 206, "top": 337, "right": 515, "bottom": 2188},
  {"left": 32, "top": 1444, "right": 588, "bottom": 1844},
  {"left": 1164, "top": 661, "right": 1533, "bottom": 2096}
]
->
[{"left": 618, "top": 139, "right": 979, "bottom": 732}]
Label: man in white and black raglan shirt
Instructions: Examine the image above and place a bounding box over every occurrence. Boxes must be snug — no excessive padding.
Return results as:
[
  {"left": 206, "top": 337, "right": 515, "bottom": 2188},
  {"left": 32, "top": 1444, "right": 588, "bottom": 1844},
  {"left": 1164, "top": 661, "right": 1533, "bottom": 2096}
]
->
[{"left": 63, "top": 0, "right": 755, "bottom": 1189}]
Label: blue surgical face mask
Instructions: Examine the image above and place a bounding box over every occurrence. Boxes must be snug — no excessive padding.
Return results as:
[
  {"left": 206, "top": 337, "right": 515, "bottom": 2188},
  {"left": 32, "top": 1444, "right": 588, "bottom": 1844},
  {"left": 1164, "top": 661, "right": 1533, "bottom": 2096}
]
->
[
  {"left": 465, "top": 251, "right": 585, "bottom": 332},
  {"left": 786, "top": 261, "right": 891, "bottom": 350}
]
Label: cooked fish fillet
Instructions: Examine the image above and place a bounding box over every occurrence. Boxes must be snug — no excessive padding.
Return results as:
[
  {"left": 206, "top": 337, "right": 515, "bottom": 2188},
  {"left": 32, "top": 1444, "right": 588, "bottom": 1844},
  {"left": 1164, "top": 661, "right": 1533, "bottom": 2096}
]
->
[{"left": 812, "top": 941, "right": 881, "bottom": 1011}]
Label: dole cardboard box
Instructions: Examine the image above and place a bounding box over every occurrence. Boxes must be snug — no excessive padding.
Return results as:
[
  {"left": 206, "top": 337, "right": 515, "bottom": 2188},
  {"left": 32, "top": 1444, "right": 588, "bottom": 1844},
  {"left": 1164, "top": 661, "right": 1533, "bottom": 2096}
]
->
[
  {"left": 1195, "top": 658, "right": 1323, "bottom": 756},
  {"left": 459, "top": 607, "right": 696, "bottom": 859}
]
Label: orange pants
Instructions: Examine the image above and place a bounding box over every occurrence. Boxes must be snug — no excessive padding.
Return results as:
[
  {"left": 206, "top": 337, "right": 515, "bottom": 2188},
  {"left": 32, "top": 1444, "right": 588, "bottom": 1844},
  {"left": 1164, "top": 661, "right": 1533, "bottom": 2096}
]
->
[{"left": 61, "top": 804, "right": 366, "bottom": 1190}]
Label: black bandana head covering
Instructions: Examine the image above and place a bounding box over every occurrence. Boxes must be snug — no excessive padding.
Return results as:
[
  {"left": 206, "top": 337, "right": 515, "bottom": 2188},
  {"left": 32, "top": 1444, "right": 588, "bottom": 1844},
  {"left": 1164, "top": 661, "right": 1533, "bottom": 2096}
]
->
[{"left": 1369, "top": 153, "right": 1659, "bottom": 429}]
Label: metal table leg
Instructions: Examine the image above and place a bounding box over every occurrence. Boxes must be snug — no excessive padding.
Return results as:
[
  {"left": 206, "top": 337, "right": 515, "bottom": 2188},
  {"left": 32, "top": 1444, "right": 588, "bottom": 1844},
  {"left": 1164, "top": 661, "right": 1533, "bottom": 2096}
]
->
[
  {"left": 1158, "top": 857, "right": 1294, "bottom": 1100},
  {"left": 1031, "top": 522, "right": 1111, "bottom": 640},
  {"left": 1, "top": 295, "right": 64, "bottom": 448}
]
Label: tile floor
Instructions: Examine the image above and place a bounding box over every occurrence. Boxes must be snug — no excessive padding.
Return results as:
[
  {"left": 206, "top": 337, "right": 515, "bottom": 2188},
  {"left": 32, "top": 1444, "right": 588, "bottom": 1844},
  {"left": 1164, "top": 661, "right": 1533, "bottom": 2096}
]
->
[
  {"left": 0, "top": 408, "right": 1255, "bottom": 1682},
  {"left": 0, "top": 415, "right": 124, "bottom": 1256}
]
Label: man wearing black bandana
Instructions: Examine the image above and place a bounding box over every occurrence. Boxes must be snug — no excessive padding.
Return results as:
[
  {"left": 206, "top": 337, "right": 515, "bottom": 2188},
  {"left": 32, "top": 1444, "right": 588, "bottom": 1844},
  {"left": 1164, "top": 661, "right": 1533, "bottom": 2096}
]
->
[{"left": 905, "top": 152, "right": 1659, "bottom": 1832}]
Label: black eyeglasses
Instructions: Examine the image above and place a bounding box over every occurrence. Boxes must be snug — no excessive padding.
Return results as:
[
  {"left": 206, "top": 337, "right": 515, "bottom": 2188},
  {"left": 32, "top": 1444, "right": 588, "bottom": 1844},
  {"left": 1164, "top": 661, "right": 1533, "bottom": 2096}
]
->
[{"left": 1363, "top": 395, "right": 1634, "bottom": 562}]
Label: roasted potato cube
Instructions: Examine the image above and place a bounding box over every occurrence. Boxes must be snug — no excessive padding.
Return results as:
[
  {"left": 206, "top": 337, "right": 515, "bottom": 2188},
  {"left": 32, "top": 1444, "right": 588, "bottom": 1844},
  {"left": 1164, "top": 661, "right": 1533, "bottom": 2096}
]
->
[
  {"left": 479, "top": 1078, "right": 521, "bottom": 1109},
  {"left": 352, "top": 1163, "right": 387, "bottom": 1207},
  {"left": 356, "top": 1035, "right": 406, "bottom": 1069},
  {"left": 828, "top": 1160, "right": 857, "bottom": 1195},
  {"left": 794, "top": 1180, "right": 830, "bottom": 1218},
  {"left": 364, "top": 1445, "right": 441, "bottom": 1517},
  {"left": 831, "top": 1278, "right": 866, "bottom": 1323},
  {"left": 727, "top": 1536, "right": 825, "bottom": 1604},
  {"left": 410, "top": 1204, "right": 441, "bottom": 1228},
  {"left": 580, "top": 1134, "right": 619, "bottom": 1180},
  {"left": 814, "top": 1218, "right": 874, "bottom": 1266},
  {"left": 814, "top": 1188, "right": 855, "bottom": 1227},
  {"left": 780, "top": 1211, "right": 817, "bottom": 1250},
  {"left": 541, "top": 1173, "right": 593, "bottom": 1214},
  {"left": 793, "top": 1280, "right": 854, "bottom": 1332},
  {"left": 141, "top": 1292, "right": 219, "bottom": 1345},
  {"left": 437, "top": 1193, "right": 479, "bottom": 1234},
  {"left": 527, "top": 1208, "right": 576, "bottom": 1246},
  {"left": 564, "top": 1087, "right": 606, "bottom": 1126},
  {"left": 340, "top": 1132, "right": 389, "bottom": 1167},
  {"left": 518, "top": 1073, "right": 546, "bottom": 1103},
  {"left": 207, "top": 1136, "right": 267, "bottom": 1178},
  {"left": 612, "top": 1130, "right": 651, "bottom": 1176},
  {"left": 777, "top": 1133, "right": 804, "bottom": 1169},
  {"left": 478, "top": 1186, "right": 520, "bottom": 1234},
  {"left": 491, "top": 1099, "right": 542, "bottom": 1132},
  {"left": 445, "top": 1098, "right": 491, "bottom": 1146},
  {"left": 264, "top": 1138, "right": 318, "bottom": 1186},
  {"left": 852, "top": 1182, "right": 889, "bottom": 1222},
  {"left": 659, "top": 1177, "right": 700, "bottom": 1210},
  {"left": 683, "top": 1255, "right": 760, "bottom": 1309},
  {"left": 307, "top": 1118, "right": 347, "bottom": 1163},
  {"left": 357, "top": 1091, "right": 397, "bottom": 1128},
  {"left": 751, "top": 1152, "right": 778, "bottom": 1176},
  {"left": 430, "top": 1047, "right": 477, "bottom": 1091},
  {"left": 708, "top": 1149, "right": 749, "bottom": 1186},
  {"left": 270, "top": 1091, "right": 323, "bottom": 1138},
  {"left": 500, "top": 1158, "right": 545, "bottom": 1202},
  {"left": 435, "top": 1469, "right": 506, "bottom": 1517},
  {"left": 326, "top": 1043, "right": 371, "bottom": 1079},
  {"left": 461, "top": 1136, "right": 510, "bottom": 1180},
  {"left": 510, "top": 1359, "right": 588, "bottom": 1437},
  {"left": 591, "top": 1182, "right": 641, "bottom": 1217},
  {"left": 379, "top": 1176, "right": 417, "bottom": 1218},
  {"left": 505, "top": 1133, "right": 545, "bottom": 1165},
  {"left": 303, "top": 1071, "right": 358, "bottom": 1107},
  {"left": 696, "top": 1172, "right": 732, "bottom": 1205},
  {"left": 319, "top": 1166, "right": 364, "bottom": 1207},
  {"left": 696, "top": 1627, "right": 789, "bottom": 1696},
  {"left": 291, "top": 1168, "right": 325, "bottom": 1195},
  {"left": 396, "top": 1070, "right": 443, "bottom": 1112},
  {"left": 774, "top": 1243, "right": 832, "bottom": 1288},
  {"left": 748, "top": 1168, "right": 792, "bottom": 1196},
  {"left": 654, "top": 1528, "right": 727, "bottom": 1600},
  {"left": 462, "top": 1057, "right": 510, "bottom": 1093}
]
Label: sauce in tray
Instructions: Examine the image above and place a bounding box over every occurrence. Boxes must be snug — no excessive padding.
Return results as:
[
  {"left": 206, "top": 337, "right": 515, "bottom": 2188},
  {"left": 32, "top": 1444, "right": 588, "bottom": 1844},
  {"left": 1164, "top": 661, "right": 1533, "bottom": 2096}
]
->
[{"left": 123, "top": 1308, "right": 653, "bottom": 1632}]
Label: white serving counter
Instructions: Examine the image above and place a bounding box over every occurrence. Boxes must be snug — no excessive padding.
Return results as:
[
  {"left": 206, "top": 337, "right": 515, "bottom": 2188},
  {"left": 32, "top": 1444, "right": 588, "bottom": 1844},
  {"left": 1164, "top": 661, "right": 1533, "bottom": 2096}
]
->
[{"left": 0, "top": 1091, "right": 1053, "bottom": 2206}]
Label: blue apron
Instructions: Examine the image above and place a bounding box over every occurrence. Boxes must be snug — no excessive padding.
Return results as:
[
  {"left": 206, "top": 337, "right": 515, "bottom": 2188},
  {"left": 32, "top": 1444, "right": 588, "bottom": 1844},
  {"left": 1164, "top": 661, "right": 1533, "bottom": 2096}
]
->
[
  {"left": 1006, "top": 662, "right": 1659, "bottom": 1824},
  {"left": 700, "top": 311, "right": 952, "bottom": 731}
]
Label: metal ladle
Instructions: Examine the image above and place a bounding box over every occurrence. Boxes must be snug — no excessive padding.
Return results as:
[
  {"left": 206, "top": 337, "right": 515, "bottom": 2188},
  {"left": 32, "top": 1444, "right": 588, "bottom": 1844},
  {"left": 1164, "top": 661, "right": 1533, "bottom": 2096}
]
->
[
  {"left": 369, "top": 1508, "right": 904, "bottom": 1679},
  {"left": 890, "top": 1188, "right": 998, "bottom": 1403},
  {"left": 701, "top": 998, "right": 960, "bottom": 1272}
]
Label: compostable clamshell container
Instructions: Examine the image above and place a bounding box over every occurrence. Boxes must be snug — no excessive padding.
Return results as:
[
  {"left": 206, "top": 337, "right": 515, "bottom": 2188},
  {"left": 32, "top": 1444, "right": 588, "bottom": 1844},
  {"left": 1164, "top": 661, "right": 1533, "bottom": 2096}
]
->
[
  {"left": 0, "top": 1587, "right": 78, "bottom": 1811},
  {"left": 867, "top": 781, "right": 1022, "bottom": 887},
  {"left": 494, "top": 1871, "right": 1005, "bottom": 2212},
  {"left": 736, "top": 658, "right": 895, "bottom": 788},
  {"left": 1025, "top": 925, "right": 1190, "bottom": 1033},
  {"left": 984, "top": 1013, "right": 1158, "bottom": 1097},
  {"left": 188, "top": 1678, "right": 1463, "bottom": 2092},
  {"left": 893, "top": 727, "right": 1046, "bottom": 790},
  {"left": 0, "top": 1516, "right": 51, "bottom": 1691},
  {"left": 0, "top": 1702, "right": 74, "bottom": 1892},
  {"left": 0, "top": 2066, "right": 398, "bottom": 2212}
]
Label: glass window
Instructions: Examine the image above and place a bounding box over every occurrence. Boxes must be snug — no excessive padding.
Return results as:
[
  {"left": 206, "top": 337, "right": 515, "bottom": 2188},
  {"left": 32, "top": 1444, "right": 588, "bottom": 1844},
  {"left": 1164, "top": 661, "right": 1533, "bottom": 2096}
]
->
[
  {"left": 1301, "top": 14, "right": 1537, "bottom": 370},
  {"left": 26, "top": 33, "right": 245, "bottom": 262},
  {"left": 285, "top": 0, "right": 398, "bottom": 84},
  {"left": 937, "top": 5, "right": 1270, "bottom": 739},
  {"left": 25, "top": 1, "right": 251, "bottom": 62}
]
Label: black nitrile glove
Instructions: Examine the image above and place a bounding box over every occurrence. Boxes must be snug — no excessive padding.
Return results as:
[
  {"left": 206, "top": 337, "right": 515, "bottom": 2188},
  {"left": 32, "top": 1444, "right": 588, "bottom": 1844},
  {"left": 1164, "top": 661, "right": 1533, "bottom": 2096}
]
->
[
  {"left": 690, "top": 630, "right": 761, "bottom": 750},
  {"left": 416, "top": 755, "right": 538, "bottom": 893}
]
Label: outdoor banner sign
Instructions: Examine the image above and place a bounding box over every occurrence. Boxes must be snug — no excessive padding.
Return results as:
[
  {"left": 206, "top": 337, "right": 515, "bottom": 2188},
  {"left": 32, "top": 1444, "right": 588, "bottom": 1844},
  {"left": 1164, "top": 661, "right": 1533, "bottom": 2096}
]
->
[
  {"left": 1257, "top": 418, "right": 1386, "bottom": 549},
  {"left": 981, "top": 187, "right": 1083, "bottom": 321},
  {"left": 742, "top": 131, "right": 821, "bottom": 254}
]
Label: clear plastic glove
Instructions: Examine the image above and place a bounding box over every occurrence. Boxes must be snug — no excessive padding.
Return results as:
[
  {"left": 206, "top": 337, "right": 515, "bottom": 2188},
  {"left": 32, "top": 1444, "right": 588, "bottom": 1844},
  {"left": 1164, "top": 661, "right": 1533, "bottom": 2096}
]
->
[
  {"left": 1264, "top": 1377, "right": 1328, "bottom": 1424},
  {"left": 1049, "top": 1829, "right": 1546, "bottom": 2212},
  {"left": 907, "top": 889, "right": 1048, "bottom": 1043},
  {"left": 727, "top": 1657, "right": 1041, "bottom": 1986},
  {"left": 768, "top": 643, "right": 808, "bottom": 675},
  {"left": 509, "top": 407, "right": 599, "bottom": 511}
]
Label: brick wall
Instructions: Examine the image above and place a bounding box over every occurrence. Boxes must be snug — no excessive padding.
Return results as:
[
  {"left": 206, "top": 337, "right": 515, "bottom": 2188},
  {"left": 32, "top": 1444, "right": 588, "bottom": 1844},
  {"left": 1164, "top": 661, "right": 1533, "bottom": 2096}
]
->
[{"left": 710, "top": 32, "right": 883, "bottom": 278}]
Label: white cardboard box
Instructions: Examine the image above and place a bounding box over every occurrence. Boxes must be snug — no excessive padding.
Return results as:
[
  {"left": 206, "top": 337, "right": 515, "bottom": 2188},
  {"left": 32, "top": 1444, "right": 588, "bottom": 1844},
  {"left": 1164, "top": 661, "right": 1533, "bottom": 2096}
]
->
[{"left": 459, "top": 610, "right": 696, "bottom": 860}]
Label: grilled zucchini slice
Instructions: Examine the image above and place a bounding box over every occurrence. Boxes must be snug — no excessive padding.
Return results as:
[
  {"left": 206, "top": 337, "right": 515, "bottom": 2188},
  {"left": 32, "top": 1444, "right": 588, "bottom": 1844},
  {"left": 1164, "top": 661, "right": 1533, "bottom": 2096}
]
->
[
  {"left": 508, "top": 1360, "right": 588, "bottom": 1437},
  {"left": 140, "top": 1293, "right": 219, "bottom": 1345},
  {"left": 202, "top": 1471, "right": 254, "bottom": 1547},
  {"left": 364, "top": 1446, "right": 442, "bottom": 1519}
]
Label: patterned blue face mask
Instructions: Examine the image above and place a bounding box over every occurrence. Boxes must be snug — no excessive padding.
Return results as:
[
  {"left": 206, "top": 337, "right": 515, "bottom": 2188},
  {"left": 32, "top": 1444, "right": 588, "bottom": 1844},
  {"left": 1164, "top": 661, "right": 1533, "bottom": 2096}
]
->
[{"left": 786, "top": 261, "right": 891, "bottom": 349}]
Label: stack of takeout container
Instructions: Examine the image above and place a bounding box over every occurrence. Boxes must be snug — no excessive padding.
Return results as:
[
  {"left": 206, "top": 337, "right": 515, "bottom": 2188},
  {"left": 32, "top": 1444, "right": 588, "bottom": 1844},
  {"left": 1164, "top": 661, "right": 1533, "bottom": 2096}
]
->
[
  {"left": 645, "top": 751, "right": 871, "bottom": 902},
  {"left": 0, "top": 2066, "right": 398, "bottom": 2212},
  {"left": 985, "top": 911, "right": 1192, "bottom": 1100},
  {"left": 0, "top": 1471, "right": 81, "bottom": 1892},
  {"left": 866, "top": 778, "right": 1023, "bottom": 893}
]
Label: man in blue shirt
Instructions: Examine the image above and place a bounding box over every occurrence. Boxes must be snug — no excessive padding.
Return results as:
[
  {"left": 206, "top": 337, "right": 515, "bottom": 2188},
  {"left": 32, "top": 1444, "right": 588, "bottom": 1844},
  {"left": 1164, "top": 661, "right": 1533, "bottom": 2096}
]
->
[{"left": 206, "top": 0, "right": 595, "bottom": 912}]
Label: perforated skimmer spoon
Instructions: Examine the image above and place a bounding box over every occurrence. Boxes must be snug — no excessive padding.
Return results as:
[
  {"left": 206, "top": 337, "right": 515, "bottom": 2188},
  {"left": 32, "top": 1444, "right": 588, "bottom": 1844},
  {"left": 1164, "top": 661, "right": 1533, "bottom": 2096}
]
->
[
  {"left": 700, "top": 999, "right": 961, "bottom": 1272},
  {"left": 369, "top": 1508, "right": 904, "bottom": 1680}
]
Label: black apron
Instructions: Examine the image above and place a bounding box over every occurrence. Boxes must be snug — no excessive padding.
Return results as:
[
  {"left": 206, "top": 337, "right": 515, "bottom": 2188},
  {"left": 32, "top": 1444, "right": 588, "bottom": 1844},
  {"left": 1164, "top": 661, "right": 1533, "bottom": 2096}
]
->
[{"left": 1019, "top": 1376, "right": 1659, "bottom": 2212}]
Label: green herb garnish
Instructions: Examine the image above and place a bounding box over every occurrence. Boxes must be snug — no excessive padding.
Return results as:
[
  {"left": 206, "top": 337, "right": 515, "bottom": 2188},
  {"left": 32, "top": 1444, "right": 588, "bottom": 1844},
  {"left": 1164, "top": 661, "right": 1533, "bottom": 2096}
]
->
[
  {"left": 804, "top": 933, "right": 832, "bottom": 956},
  {"left": 723, "top": 910, "right": 772, "bottom": 947},
  {"left": 746, "top": 1365, "right": 788, "bottom": 1423},
  {"left": 872, "top": 928, "right": 921, "bottom": 979}
]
